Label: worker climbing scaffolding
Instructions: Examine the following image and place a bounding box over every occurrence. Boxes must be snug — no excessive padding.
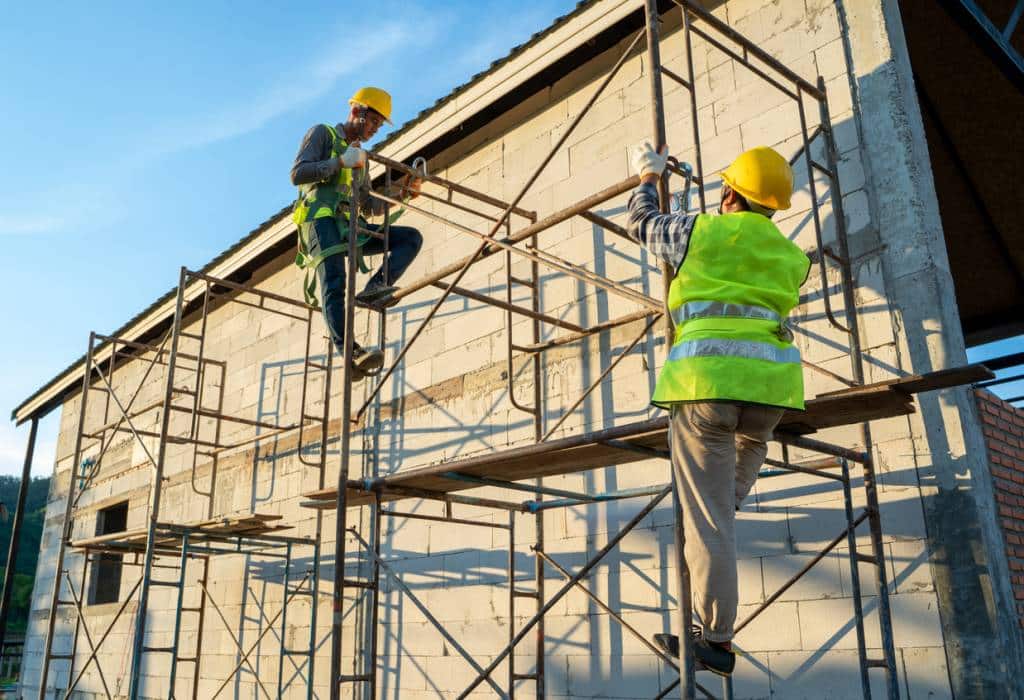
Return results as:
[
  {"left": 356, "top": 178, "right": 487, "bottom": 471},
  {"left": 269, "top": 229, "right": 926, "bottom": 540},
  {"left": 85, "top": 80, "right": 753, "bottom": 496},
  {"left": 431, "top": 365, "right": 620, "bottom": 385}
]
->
[
  {"left": 626, "top": 142, "right": 809, "bottom": 677},
  {"left": 21, "top": 1, "right": 1017, "bottom": 698},
  {"left": 290, "top": 86, "right": 424, "bottom": 380}
]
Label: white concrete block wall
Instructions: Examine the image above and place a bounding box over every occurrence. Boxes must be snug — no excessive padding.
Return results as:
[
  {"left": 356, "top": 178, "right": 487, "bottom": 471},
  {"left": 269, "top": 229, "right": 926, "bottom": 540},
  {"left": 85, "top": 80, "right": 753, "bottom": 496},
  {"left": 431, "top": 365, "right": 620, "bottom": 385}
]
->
[{"left": 18, "top": 1, "right": 975, "bottom": 698}]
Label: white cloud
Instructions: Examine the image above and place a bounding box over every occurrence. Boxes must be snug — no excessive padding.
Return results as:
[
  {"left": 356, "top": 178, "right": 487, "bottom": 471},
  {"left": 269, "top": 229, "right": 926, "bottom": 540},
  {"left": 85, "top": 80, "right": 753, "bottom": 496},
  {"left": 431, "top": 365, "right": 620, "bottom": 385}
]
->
[
  {"left": 0, "top": 214, "right": 70, "bottom": 236},
  {"left": 144, "top": 17, "right": 433, "bottom": 157},
  {"left": 0, "top": 180, "right": 121, "bottom": 237}
]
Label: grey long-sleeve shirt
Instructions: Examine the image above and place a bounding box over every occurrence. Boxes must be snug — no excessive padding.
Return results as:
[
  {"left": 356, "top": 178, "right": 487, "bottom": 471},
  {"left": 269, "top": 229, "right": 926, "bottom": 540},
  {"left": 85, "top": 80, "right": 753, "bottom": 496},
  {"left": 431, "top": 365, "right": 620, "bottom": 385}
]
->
[
  {"left": 290, "top": 123, "right": 403, "bottom": 217},
  {"left": 290, "top": 123, "right": 345, "bottom": 186}
]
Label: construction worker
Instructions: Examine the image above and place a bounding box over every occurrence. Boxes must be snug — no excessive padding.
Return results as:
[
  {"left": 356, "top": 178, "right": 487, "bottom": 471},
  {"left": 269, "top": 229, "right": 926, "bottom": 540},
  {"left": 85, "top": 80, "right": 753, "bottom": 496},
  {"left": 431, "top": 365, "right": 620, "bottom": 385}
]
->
[
  {"left": 290, "top": 87, "right": 424, "bottom": 378},
  {"left": 627, "top": 143, "right": 809, "bottom": 676}
]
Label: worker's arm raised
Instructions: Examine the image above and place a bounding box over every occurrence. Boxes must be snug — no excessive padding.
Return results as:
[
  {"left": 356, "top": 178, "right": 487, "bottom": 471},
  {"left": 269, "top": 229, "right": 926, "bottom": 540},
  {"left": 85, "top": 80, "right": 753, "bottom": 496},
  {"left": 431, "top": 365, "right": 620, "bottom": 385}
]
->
[
  {"left": 626, "top": 142, "right": 698, "bottom": 270},
  {"left": 290, "top": 124, "right": 342, "bottom": 186}
]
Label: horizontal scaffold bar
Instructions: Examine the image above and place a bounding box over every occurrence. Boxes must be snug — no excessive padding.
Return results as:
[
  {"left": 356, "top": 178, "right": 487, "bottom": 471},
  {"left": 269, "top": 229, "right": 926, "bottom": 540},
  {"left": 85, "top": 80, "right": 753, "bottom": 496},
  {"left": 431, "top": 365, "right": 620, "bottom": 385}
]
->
[
  {"left": 301, "top": 364, "right": 990, "bottom": 510},
  {"left": 391, "top": 175, "right": 641, "bottom": 302}
]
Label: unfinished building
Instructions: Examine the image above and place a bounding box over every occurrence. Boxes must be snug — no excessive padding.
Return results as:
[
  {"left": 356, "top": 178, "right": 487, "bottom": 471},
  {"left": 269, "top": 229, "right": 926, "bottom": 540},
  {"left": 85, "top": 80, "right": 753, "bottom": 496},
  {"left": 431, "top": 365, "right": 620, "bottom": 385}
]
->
[{"left": 6, "top": 0, "right": 1024, "bottom": 698}]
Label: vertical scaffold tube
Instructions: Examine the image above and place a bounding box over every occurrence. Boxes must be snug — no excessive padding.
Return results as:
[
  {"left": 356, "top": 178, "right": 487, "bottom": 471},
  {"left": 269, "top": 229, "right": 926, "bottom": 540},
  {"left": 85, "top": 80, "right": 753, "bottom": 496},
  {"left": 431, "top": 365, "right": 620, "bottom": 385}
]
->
[
  {"left": 644, "top": 2, "right": 696, "bottom": 698},
  {"left": 330, "top": 183, "right": 363, "bottom": 700},
  {"left": 129, "top": 266, "right": 189, "bottom": 699}
]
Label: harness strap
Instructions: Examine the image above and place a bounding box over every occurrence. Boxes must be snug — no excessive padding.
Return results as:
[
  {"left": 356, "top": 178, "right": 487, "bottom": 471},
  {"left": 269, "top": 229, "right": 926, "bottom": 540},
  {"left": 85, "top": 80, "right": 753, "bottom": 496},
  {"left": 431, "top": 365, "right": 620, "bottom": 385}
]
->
[{"left": 296, "top": 223, "right": 371, "bottom": 308}]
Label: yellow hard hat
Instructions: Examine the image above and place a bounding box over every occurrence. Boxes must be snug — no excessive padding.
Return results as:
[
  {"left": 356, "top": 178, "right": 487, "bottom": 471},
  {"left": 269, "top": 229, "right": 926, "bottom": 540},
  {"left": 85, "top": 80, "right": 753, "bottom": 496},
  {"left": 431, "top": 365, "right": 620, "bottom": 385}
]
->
[
  {"left": 721, "top": 146, "right": 793, "bottom": 211},
  {"left": 349, "top": 87, "right": 393, "bottom": 124}
]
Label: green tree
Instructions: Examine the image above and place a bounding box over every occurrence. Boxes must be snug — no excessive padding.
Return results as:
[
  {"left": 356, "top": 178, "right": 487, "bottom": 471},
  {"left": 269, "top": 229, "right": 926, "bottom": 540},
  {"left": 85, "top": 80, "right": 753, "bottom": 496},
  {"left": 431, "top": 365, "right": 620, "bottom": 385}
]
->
[{"left": 0, "top": 476, "right": 51, "bottom": 634}]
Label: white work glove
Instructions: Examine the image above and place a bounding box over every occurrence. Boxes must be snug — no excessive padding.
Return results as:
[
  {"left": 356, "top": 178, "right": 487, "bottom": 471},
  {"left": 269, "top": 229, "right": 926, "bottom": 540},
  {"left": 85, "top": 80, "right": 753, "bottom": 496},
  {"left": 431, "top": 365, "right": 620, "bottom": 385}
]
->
[
  {"left": 631, "top": 141, "right": 668, "bottom": 179},
  {"left": 339, "top": 145, "right": 367, "bottom": 169}
]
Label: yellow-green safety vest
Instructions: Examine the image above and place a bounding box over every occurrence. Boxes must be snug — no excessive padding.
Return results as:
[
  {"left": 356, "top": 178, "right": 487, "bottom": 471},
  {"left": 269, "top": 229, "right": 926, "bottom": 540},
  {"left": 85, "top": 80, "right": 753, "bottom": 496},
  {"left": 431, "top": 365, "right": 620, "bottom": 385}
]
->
[
  {"left": 291, "top": 124, "right": 409, "bottom": 308},
  {"left": 652, "top": 211, "right": 811, "bottom": 410},
  {"left": 291, "top": 124, "right": 372, "bottom": 307}
]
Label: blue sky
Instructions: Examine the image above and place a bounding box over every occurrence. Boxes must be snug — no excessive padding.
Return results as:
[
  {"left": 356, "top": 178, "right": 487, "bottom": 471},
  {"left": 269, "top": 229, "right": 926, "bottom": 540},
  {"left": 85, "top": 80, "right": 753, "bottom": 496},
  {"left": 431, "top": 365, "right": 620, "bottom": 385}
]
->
[
  {"left": 1, "top": 1, "right": 1021, "bottom": 478},
  {"left": 0, "top": 0, "right": 580, "bottom": 476}
]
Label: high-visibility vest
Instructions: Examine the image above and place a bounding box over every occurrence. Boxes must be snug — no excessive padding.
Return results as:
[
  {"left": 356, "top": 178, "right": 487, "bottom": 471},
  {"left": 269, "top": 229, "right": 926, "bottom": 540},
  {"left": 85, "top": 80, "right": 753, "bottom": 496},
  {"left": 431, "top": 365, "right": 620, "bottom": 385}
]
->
[
  {"left": 293, "top": 124, "right": 355, "bottom": 224},
  {"left": 291, "top": 124, "right": 370, "bottom": 307},
  {"left": 651, "top": 211, "right": 811, "bottom": 410}
]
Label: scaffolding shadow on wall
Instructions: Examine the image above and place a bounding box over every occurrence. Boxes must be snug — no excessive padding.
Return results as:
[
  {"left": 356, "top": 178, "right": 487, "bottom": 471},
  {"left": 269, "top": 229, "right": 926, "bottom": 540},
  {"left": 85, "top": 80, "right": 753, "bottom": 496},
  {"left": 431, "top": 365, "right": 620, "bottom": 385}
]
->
[
  {"left": 31, "top": 1, "right": 999, "bottom": 699},
  {"left": 305, "top": 1, "right": 931, "bottom": 699},
  {"left": 35, "top": 274, "right": 331, "bottom": 700}
]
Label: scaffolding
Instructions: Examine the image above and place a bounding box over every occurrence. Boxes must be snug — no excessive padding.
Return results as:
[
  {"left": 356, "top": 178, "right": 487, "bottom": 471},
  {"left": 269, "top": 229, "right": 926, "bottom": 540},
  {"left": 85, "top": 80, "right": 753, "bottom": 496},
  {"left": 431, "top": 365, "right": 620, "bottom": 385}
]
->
[{"left": 34, "top": 1, "right": 994, "bottom": 699}]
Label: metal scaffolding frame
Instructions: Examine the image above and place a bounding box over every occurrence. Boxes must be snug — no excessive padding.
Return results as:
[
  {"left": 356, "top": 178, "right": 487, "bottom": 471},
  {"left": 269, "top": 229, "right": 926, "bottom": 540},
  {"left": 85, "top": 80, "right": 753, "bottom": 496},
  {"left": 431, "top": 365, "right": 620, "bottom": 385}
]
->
[
  {"left": 30, "top": 2, "right": 994, "bottom": 698},
  {"left": 36, "top": 270, "right": 328, "bottom": 700},
  {"left": 314, "top": 2, "right": 908, "bottom": 698}
]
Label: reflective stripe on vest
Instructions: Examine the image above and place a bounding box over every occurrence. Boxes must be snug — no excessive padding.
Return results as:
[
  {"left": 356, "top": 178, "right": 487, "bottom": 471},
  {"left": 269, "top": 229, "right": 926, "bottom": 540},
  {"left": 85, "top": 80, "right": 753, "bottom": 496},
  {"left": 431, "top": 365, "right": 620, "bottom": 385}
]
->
[
  {"left": 670, "top": 300, "right": 782, "bottom": 327},
  {"left": 667, "top": 338, "right": 801, "bottom": 365},
  {"left": 651, "top": 211, "right": 810, "bottom": 410}
]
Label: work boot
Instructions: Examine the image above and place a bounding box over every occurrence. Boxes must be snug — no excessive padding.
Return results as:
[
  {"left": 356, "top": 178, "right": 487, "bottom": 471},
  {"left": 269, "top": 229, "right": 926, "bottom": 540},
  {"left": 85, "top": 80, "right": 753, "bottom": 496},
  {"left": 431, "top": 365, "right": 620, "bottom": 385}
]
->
[
  {"left": 653, "top": 628, "right": 736, "bottom": 677},
  {"left": 350, "top": 344, "right": 384, "bottom": 378},
  {"left": 355, "top": 281, "right": 399, "bottom": 309}
]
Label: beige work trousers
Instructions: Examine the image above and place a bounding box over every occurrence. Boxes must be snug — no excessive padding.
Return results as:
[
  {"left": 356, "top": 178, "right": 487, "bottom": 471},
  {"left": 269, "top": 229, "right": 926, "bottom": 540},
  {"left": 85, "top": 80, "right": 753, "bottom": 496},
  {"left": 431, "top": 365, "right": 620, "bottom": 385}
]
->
[{"left": 670, "top": 401, "right": 784, "bottom": 643}]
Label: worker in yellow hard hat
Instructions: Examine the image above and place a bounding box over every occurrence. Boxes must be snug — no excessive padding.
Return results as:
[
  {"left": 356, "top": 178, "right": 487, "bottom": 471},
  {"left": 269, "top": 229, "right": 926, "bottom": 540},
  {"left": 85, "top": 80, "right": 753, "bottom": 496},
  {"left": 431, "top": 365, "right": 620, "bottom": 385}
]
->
[
  {"left": 625, "top": 143, "right": 809, "bottom": 676},
  {"left": 290, "top": 87, "right": 424, "bottom": 379}
]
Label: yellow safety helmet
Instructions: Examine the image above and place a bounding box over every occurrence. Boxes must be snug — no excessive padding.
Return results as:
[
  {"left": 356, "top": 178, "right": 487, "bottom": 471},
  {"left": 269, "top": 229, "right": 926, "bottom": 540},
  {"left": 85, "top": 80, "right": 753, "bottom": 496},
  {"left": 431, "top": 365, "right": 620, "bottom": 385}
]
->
[
  {"left": 720, "top": 146, "right": 793, "bottom": 211},
  {"left": 349, "top": 87, "right": 393, "bottom": 125}
]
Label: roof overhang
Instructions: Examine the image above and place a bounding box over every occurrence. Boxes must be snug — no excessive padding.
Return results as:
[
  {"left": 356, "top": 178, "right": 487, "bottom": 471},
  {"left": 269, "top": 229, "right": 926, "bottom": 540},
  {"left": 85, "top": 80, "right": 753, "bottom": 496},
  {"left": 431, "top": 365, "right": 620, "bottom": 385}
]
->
[{"left": 12, "top": 0, "right": 664, "bottom": 424}]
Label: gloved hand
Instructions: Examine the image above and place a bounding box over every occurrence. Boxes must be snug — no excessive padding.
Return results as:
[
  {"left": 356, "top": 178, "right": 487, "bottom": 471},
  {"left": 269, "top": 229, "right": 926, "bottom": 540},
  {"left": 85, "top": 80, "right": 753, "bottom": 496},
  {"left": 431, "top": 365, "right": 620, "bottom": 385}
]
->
[
  {"left": 339, "top": 145, "right": 367, "bottom": 169},
  {"left": 400, "top": 174, "right": 423, "bottom": 200},
  {"left": 631, "top": 141, "right": 669, "bottom": 180}
]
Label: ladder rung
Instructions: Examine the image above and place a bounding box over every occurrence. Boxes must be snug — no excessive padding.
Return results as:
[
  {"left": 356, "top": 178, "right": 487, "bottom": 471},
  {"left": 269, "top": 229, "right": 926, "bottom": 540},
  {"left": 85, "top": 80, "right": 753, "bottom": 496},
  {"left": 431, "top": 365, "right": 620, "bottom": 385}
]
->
[
  {"left": 307, "top": 362, "right": 329, "bottom": 370},
  {"left": 50, "top": 654, "right": 74, "bottom": 660},
  {"left": 855, "top": 553, "right": 877, "bottom": 565},
  {"left": 513, "top": 589, "right": 539, "bottom": 598},
  {"left": 342, "top": 579, "right": 375, "bottom": 590},
  {"left": 143, "top": 646, "right": 174, "bottom": 653},
  {"left": 176, "top": 656, "right": 198, "bottom": 663},
  {"left": 57, "top": 599, "right": 76, "bottom": 606},
  {"left": 509, "top": 276, "right": 536, "bottom": 288},
  {"left": 283, "top": 648, "right": 312, "bottom": 656},
  {"left": 513, "top": 673, "right": 539, "bottom": 680},
  {"left": 150, "top": 579, "right": 183, "bottom": 587},
  {"left": 810, "top": 160, "right": 835, "bottom": 178},
  {"left": 866, "top": 658, "right": 890, "bottom": 668},
  {"left": 178, "top": 331, "right": 204, "bottom": 341},
  {"left": 181, "top": 606, "right": 203, "bottom": 612},
  {"left": 338, "top": 673, "right": 372, "bottom": 682},
  {"left": 302, "top": 413, "right": 325, "bottom": 422},
  {"left": 286, "top": 588, "right": 314, "bottom": 597},
  {"left": 172, "top": 387, "right": 197, "bottom": 396}
]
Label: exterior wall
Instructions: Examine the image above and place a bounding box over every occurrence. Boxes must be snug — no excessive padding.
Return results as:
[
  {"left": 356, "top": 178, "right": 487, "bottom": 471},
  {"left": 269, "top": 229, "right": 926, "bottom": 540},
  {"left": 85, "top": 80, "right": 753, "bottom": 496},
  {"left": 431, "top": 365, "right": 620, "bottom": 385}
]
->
[
  {"left": 18, "top": 0, "right": 1020, "bottom": 698},
  {"left": 842, "top": 0, "right": 1024, "bottom": 694},
  {"left": 975, "top": 388, "right": 1024, "bottom": 629}
]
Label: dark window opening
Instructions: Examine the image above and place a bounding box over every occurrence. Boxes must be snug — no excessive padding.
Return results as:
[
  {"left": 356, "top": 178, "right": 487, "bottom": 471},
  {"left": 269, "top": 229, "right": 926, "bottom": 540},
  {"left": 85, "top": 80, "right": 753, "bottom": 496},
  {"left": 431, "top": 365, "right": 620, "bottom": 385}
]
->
[{"left": 88, "top": 501, "right": 128, "bottom": 605}]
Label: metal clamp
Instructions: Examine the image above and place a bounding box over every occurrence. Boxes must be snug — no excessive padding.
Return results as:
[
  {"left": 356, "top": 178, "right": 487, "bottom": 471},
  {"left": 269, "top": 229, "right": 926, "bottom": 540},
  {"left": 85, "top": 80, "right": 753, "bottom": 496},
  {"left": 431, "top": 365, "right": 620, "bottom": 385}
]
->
[{"left": 411, "top": 156, "right": 428, "bottom": 178}]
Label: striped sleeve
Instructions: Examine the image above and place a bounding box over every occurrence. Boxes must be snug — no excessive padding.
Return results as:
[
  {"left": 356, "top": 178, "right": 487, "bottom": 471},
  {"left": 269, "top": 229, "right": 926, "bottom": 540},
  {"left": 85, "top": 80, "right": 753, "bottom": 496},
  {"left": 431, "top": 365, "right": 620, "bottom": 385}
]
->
[{"left": 626, "top": 182, "right": 698, "bottom": 270}]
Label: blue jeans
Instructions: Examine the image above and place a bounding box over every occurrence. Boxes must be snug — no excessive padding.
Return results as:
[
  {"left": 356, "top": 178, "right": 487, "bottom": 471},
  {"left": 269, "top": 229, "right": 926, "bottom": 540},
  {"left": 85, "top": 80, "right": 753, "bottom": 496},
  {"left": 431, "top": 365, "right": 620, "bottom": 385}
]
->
[{"left": 308, "top": 216, "right": 423, "bottom": 354}]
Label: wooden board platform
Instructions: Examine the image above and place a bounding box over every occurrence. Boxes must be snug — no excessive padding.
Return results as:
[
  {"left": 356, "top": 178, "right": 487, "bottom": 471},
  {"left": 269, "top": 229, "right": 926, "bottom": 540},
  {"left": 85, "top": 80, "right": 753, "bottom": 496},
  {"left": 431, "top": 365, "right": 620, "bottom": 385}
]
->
[
  {"left": 71, "top": 513, "right": 292, "bottom": 553},
  {"left": 302, "top": 364, "right": 993, "bottom": 510}
]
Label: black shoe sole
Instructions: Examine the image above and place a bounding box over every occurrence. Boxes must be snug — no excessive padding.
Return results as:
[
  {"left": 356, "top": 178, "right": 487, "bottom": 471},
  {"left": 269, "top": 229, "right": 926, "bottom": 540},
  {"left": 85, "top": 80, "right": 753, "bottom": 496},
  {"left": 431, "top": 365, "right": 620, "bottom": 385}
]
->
[
  {"left": 652, "top": 634, "right": 734, "bottom": 677},
  {"left": 353, "top": 354, "right": 385, "bottom": 374}
]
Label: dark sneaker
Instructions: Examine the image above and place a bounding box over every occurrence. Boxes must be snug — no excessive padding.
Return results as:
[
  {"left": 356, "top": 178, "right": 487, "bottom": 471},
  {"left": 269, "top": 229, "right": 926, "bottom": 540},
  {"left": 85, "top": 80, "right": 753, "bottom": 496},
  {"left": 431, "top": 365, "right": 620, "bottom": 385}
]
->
[
  {"left": 355, "top": 283, "right": 399, "bottom": 309},
  {"left": 352, "top": 344, "right": 384, "bottom": 375},
  {"left": 653, "top": 629, "right": 736, "bottom": 677}
]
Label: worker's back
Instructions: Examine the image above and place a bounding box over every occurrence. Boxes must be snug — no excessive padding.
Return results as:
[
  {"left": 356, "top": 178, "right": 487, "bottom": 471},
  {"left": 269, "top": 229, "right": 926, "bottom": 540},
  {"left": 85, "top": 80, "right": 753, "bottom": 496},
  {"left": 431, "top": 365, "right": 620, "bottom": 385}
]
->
[{"left": 652, "top": 211, "right": 810, "bottom": 410}]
